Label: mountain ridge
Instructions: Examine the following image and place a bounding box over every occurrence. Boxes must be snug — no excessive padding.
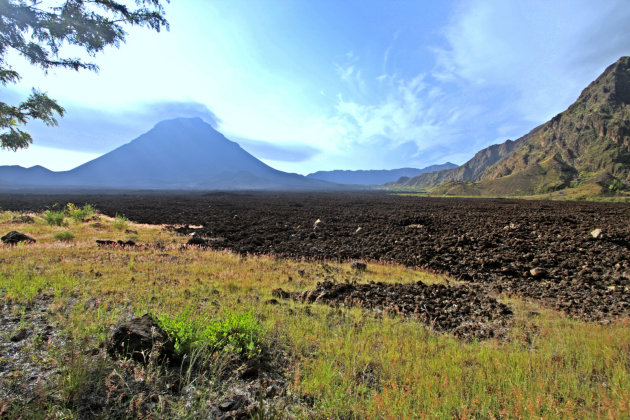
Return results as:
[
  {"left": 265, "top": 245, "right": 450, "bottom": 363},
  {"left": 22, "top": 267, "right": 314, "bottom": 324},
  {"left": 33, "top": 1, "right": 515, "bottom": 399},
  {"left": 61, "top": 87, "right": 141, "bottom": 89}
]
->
[
  {"left": 390, "top": 56, "right": 630, "bottom": 196},
  {"left": 307, "top": 163, "right": 457, "bottom": 185}
]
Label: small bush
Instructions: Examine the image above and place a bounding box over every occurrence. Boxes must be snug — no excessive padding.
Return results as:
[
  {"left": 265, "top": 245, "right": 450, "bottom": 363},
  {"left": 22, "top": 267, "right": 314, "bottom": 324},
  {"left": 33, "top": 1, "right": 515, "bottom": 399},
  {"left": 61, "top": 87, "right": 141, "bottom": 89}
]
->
[
  {"left": 66, "top": 203, "right": 96, "bottom": 222},
  {"left": 111, "top": 214, "right": 128, "bottom": 230},
  {"left": 609, "top": 179, "right": 625, "bottom": 192},
  {"left": 45, "top": 210, "right": 67, "bottom": 226},
  {"left": 159, "top": 308, "right": 263, "bottom": 358},
  {"left": 54, "top": 231, "right": 75, "bottom": 242}
]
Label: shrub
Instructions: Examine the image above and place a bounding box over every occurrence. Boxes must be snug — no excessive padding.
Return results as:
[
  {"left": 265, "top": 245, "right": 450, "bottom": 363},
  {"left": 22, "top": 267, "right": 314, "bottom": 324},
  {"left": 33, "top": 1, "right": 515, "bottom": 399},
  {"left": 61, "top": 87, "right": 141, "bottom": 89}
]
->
[
  {"left": 111, "top": 214, "right": 128, "bottom": 230},
  {"left": 609, "top": 179, "right": 624, "bottom": 192},
  {"left": 158, "top": 308, "right": 263, "bottom": 358},
  {"left": 45, "top": 209, "right": 67, "bottom": 226},
  {"left": 66, "top": 203, "right": 96, "bottom": 222},
  {"left": 54, "top": 231, "right": 75, "bottom": 242}
]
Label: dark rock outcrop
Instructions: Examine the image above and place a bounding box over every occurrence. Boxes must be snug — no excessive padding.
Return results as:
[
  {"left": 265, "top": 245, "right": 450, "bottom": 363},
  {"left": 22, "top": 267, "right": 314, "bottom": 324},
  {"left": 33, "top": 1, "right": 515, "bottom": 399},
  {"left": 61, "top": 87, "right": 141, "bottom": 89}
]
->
[
  {"left": 1, "top": 231, "right": 36, "bottom": 244},
  {"left": 107, "top": 314, "right": 175, "bottom": 363}
]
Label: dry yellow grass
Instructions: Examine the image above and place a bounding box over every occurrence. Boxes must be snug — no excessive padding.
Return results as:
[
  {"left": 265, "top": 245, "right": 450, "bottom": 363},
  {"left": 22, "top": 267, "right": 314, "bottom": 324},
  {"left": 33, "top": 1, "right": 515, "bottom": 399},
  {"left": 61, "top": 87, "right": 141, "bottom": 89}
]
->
[{"left": 0, "top": 209, "right": 628, "bottom": 418}]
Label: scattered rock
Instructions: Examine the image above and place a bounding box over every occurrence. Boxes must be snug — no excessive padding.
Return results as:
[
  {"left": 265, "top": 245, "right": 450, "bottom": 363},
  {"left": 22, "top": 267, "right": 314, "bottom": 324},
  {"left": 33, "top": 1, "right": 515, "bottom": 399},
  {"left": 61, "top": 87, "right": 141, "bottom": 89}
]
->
[
  {"left": 271, "top": 288, "right": 290, "bottom": 299},
  {"left": 406, "top": 224, "right": 424, "bottom": 229},
  {"left": 117, "top": 239, "right": 136, "bottom": 247},
  {"left": 264, "top": 298, "right": 280, "bottom": 305},
  {"left": 529, "top": 267, "right": 547, "bottom": 278},
  {"left": 350, "top": 261, "right": 367, "bottom": 271},
  {"left": 187, "top": 232, "right": 209, "bottom": 246},
  {"left": 355, "top": 226, "right": 363, "bottom": 234},
  {"left": 275, "top": 280, "right": 512, "bottom": 340},
  {"left": 1, "top": 231, "right": 36, "bottom": 245},
  {"left": 10, "top": 328, "right": 30, "bottom": 342},
  {"left": 96, "top": 240, "right": 116, "bottom": 246},
  {"left": 107, "top": 314, "right": 175, "bottom": 363},
  {"left": 313, "top": 219, "right": 324, "bottom": 230},
  {"left": 590, "top": 228, "right": 603, "bottom": 239},
  {"left": 10, "top": 215, "right": 34, "bottom": 224},
  {"left": 124, "top": 229, "right": 138, "bottom": 235}
]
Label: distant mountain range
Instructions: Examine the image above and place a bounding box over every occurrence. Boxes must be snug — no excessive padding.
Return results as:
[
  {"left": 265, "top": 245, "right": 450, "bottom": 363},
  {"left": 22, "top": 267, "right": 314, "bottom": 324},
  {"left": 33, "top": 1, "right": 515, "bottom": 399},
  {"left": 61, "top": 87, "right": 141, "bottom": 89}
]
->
[
  {"left": 2, "top": 56, "right": 628, "bottom": 195},
  {"left": 306, "top": 163, "right": 457, "bottom": 185},
  {"left": 0, "top": 118, "right": 335, "bottom": 190},
  {"left": 390, "top": 56, "right": 630, "bottom": 196}
]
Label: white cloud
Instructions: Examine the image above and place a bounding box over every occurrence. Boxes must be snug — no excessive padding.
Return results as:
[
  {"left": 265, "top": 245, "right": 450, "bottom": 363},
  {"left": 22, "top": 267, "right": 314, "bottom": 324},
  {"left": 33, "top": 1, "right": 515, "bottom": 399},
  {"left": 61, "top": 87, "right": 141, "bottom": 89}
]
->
[{"left": 434, "top": 0, "right": 630, "bottom": 123}]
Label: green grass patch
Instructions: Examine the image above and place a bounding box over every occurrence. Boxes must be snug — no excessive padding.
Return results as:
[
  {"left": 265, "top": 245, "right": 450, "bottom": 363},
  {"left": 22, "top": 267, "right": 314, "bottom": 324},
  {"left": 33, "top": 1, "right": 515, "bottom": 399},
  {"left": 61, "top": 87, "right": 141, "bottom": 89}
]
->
[
  {"left": 158, "top": 307, "right": 263, "bottom": 357},
  {"left": 44, "top": 209, "right": 67, "bottom": 226},
  {"left": 66, "top": 203, "right": 96, "bottom": 222},
  {"left": 111, "top": 213, "right": 128, "bottom": 230},
  {"left": 53, "top": 230, "right": 75, "bottom": 242}
]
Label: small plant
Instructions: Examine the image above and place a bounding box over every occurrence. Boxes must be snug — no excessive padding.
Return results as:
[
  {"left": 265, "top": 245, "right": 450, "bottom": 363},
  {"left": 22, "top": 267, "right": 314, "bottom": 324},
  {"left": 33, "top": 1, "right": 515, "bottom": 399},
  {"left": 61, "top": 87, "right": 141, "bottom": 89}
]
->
[
  {"left": 66, "top": 203, "right": 96, "bottom": 222},
  {"left": 609, "top": 178, "right": 624, "bottom": 192},
  {"left": 111, "top": 214, "right": 128, "bottom": 230},
  {"left": 158, "top": 308, "right": 263, "bottom": 358},
  {"left": 44, "top": 209, "right": 67, "bottom": 226},
  {"left": 54, "top": 231, "right": 75, "bottom": 242}
]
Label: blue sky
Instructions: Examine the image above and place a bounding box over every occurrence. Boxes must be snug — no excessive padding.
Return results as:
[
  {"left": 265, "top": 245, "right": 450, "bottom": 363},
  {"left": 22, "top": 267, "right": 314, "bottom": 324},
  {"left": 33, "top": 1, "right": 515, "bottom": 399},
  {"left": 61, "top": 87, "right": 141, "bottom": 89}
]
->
[{"left": 1, "top": 0, "right": 630, "bottom": 173}]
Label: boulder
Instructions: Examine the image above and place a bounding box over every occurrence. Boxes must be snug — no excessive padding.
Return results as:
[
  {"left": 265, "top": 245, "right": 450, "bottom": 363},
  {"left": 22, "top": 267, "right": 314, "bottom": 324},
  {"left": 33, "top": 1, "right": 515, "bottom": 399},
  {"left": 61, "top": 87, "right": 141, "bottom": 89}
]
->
[
  {"left": 529, "top": 267, "right": 547, "bottom": 278},
  {"left": 187, "top": 235, "right": 208, "bottom": 246},
  {"left": 313, "top": 219, "right": 324, "bottom": 230},
  {"left": 107, "top": 314, "right": 175, "bottom": 363},
  {"left": 590, "top": 228, "right": 602, "bottom": 239},
  {"left": 1, "top": 231, "right": 36, "bottom": 244}
]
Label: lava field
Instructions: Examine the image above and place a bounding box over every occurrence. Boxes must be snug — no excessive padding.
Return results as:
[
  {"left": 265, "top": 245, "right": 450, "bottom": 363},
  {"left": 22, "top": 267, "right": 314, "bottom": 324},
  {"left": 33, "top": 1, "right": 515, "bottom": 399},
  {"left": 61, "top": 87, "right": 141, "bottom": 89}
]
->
[{"left": 1, "top": 191, "right": 628, "bottom": 321}]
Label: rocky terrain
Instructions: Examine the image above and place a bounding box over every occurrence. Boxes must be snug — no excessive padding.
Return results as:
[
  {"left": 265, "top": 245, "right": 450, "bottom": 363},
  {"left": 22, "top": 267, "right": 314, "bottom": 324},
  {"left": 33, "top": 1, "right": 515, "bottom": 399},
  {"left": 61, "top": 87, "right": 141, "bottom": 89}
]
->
[
  {"left": 1, "top": 192, "right": 627, "bottom": 321},
  {"left": 391, "top": 56, "right": 630, "bottom": 196}
]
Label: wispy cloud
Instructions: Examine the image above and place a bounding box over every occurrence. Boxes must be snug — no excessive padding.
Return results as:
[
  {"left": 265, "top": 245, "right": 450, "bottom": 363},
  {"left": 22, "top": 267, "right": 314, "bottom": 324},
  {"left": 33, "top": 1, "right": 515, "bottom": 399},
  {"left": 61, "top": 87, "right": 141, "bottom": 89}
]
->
[
  {"left": 23, "top": 100, "right": 221, "bottom": 153},
  {"left": 434, "top": 0, "right": 630, "bottom": 123},
  {"left": 317, "top": 0, "right": 630, "bottom": 171}
]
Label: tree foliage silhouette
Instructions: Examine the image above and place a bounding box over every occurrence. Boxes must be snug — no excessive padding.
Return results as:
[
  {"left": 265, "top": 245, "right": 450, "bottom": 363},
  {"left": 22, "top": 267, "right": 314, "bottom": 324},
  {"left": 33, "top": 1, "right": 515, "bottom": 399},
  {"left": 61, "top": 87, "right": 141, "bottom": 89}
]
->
[{"left": 0, "top": 0, "right": 169, "bottom": 150}]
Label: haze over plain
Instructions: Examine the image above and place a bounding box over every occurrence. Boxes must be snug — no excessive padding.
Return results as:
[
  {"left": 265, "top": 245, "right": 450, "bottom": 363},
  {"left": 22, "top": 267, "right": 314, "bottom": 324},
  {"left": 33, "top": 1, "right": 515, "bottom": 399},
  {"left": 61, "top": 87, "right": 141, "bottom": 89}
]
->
[{"left": 1, "top": 0, "right": 630, "bottom": 173}]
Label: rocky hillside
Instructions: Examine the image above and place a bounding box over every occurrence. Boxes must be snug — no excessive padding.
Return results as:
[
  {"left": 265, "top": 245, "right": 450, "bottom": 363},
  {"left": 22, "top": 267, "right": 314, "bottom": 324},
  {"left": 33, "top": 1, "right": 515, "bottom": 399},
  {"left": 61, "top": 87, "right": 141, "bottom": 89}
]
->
[
  {"left": 307, "top": 163, "right": 457, "bottom": 185},
  {"left": 478, "top": 56, "right": 630, "bottom": 195},
  {"left": 392, "top": 56, "right": 630, "bottom": 196},
  {"left": 392, "top": 134, "right": 535, "bottom": 188}
]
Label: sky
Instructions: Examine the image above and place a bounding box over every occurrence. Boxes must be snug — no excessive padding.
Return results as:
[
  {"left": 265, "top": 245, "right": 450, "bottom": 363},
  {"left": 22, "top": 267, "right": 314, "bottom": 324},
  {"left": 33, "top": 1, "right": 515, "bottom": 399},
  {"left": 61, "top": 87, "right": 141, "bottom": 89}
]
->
[{"left": 1, "top": 0, "right": 630, "bottom": 173}]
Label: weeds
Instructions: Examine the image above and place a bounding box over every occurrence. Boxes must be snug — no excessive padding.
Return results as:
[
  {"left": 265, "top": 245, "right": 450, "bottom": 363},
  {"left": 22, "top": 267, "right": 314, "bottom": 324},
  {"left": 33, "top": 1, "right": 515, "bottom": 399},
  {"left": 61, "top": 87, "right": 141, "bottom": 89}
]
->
[
  {"left": 66, "top": 203, "right": 96, "bottom": 222},
  {"left": 158, "top": 307, "right": 263, "bottom": 358},
  {"left": 111, "top": 214, "right": 128, "bottom": 230},
  {"left": 44, "top": 209, "right": 66, "bottom": 226}
]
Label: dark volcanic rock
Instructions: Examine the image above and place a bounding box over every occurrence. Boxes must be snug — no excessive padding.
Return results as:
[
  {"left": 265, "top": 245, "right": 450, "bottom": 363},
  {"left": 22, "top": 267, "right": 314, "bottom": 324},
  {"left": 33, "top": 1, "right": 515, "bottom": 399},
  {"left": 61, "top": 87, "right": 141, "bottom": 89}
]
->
[
  {"left": 350, "top": 261, "right": 367, "bottom": 271},
  {"left": 107, "top": 314, "right": 175, "bottom": 363},
  {"left": 276, "top": 280, "right": 513, "bottom": 340},
  {"left": 1, "top": 193, "right": 629, "bottom": 321},
  {"left": 187, "top": 235, "right": 209, "bottom": 246},
  {"left": 1, "top": 231, "right": 35, "bottom": 244}
]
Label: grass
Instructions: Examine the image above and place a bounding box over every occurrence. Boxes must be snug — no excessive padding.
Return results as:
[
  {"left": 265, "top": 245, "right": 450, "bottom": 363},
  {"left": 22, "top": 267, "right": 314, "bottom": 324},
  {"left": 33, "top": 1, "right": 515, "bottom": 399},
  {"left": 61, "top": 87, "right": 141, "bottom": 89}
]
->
[
  {"left": 44, "top": 209, "right": 67, "bottom": 226},
  {"left": 53, "top": 230, "right": 75, "bottom": 242},
  {"left": 110, "top": 213, "right": 128, "bottom": 230},
  {"left": 66, "top": 203, "right": 96, "bottom": 222},
  {"left": 158, "top": 307, "right": 263, "bottom": 357},
  {"left": 0, "top": 208, "right": 628, "bottom": 418}
]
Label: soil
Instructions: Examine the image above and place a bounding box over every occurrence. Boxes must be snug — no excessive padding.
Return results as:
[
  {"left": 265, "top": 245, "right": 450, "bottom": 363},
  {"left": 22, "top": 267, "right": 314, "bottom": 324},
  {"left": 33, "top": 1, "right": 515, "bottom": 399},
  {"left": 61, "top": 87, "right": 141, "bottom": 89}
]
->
[{"left": 1, "top": 191, "right": 628, "bottom": 320}]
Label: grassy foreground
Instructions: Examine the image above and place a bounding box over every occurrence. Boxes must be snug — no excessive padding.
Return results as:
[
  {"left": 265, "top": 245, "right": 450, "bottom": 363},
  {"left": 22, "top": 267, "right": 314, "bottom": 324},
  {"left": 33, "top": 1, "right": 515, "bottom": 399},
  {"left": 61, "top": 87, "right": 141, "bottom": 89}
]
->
[{"left": 0, "top": 208, "right": 629, "bottom": 419}]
